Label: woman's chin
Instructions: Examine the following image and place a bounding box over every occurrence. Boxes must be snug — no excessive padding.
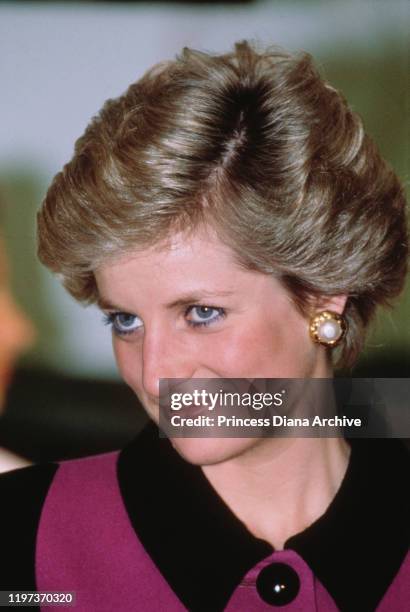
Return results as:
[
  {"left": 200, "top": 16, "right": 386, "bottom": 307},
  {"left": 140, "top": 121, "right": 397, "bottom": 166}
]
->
[{"left": 169, "top": 436, "right": 257, "bottom": 466}]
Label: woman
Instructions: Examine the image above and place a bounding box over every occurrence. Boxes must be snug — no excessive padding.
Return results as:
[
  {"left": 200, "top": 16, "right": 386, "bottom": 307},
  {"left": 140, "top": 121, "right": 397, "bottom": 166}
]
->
[
  {"left": 0, "top": 233, "right": 35, "bottom": 472},
  {"left": 1, "top": 42, "right": 408, "bottom": 610}
]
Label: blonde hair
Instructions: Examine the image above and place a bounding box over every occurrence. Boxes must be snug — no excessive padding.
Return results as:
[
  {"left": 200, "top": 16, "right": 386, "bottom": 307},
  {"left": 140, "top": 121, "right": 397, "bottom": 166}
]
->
[{"left": 38, "top": 41, "right": 408, "bottom": 368}]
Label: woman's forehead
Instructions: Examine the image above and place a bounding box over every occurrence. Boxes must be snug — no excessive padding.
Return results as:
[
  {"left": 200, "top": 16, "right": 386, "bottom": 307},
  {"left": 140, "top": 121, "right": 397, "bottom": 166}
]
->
[
  {"left": 98, "top": 226, "right": 236, "bottom": 276},
  {"left": 94, "top": 228, "right": 282, "bottom": 310}
]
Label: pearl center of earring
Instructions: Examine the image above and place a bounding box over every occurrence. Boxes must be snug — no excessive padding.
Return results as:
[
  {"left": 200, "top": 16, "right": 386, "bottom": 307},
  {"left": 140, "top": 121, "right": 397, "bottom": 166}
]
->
[{"left": 318, "top": 320, "right": 341, "bottom": 341}]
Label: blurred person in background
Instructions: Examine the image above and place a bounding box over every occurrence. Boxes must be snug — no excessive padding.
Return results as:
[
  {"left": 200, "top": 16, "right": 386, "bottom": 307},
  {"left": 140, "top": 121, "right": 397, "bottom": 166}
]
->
[{"left": 0, "top": 233, "right": 35, "bottom": 471}]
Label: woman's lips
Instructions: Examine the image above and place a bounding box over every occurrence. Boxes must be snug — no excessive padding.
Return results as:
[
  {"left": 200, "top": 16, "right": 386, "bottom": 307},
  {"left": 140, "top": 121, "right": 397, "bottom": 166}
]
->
[{"left": 161, "top": 379, "right": 243, "bottom": 420}]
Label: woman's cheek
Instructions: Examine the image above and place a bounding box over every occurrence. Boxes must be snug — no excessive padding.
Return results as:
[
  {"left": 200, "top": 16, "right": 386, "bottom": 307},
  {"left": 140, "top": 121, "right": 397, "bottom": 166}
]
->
[
  {"left": 215, "top": 323, "right": 274, "bottom": 376},
  {"left": 113, "top": 339, "right": 141, "bottom": 391}
]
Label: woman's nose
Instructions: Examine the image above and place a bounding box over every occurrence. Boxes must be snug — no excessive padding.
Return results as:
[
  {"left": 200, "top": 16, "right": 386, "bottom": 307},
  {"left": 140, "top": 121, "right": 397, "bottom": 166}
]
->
[{"left": 141, "top": 326, "right": 195, "bottom": 399}]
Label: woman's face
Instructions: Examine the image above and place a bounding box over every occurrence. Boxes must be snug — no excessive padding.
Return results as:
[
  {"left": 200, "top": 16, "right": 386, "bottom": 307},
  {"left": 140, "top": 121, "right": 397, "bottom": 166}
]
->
[
  {"left": 95, "top": 226, "right": 339, "bottom": 465},
  {"left": 0, "top": 240, "right": 35, "bottom": 410}
]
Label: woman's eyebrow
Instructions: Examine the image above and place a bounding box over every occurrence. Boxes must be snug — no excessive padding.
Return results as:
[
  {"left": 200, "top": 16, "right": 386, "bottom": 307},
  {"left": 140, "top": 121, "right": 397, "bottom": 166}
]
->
[
  {"left": 97, "top": 296, "right": 129, "bottom": 312},
  {"left": 165, "top": 290, "right": 234, "bottom": 310},
  {"left": 96, "top": 290, "right": 235, "bottom": 312}
]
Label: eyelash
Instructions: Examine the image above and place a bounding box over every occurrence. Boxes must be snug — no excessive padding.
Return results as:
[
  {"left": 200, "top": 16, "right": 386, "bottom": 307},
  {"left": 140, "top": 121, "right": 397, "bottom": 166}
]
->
[
  {"left": 103, "top": 305, "right": 226, "bottom": 337},
  {"left": 185, "top": 305, "right": 226, "bottom": 328},
  {"left": 103, "top": 313, "right": 137, "bottom": 337}
]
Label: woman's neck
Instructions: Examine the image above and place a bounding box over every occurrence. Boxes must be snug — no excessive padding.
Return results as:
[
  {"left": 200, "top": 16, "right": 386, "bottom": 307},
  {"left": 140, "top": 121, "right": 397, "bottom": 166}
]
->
[{"left": 201, "top": 435, "right": 351, "bottom": 550}]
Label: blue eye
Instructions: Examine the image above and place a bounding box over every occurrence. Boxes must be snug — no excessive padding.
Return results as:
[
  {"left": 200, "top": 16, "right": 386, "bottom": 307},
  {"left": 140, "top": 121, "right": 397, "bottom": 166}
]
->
[
  {"left": 103, "top": 312, "right": 142, "bottom": 336},
  {"left": 185, "top": 305, "right": 225, "bottom": 328}
]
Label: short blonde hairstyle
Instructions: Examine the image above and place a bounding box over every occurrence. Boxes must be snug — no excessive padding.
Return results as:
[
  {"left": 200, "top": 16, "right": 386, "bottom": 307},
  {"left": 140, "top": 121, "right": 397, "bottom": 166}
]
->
[{"left": 38, "top": 41, "right": 408, "bottom": 368}]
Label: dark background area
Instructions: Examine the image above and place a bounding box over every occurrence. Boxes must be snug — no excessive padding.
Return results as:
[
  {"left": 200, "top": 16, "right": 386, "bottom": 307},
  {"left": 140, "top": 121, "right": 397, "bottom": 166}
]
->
[{"left": 1, "top": 368, "right": 148, "bottom": 462}]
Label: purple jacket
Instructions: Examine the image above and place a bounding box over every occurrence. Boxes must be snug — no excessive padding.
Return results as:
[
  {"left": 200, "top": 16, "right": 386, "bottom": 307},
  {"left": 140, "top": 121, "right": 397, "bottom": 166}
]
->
[
  {"left": 35, "top": 443, "right": 408, "bottom": 611},
  {"left": 33, "top": 426, "right": 409, "bottom": 611}
]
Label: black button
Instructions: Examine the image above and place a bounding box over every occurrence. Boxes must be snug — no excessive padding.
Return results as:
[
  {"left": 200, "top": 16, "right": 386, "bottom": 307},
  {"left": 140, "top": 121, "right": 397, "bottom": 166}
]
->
[{"left": 256, "top": 562, "right": 300, "bottom": 606}]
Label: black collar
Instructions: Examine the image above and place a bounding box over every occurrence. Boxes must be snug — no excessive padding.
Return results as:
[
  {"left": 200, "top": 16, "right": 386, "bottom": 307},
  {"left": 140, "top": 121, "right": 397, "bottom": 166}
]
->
[{"left": 118, "top": 423, "right": 409, "bottom": 612}]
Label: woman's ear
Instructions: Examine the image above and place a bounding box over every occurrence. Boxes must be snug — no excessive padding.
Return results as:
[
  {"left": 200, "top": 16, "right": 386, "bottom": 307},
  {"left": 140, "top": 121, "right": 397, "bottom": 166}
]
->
[{"left": 313, "top": 294, "right": 348, "bottom": 315}]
